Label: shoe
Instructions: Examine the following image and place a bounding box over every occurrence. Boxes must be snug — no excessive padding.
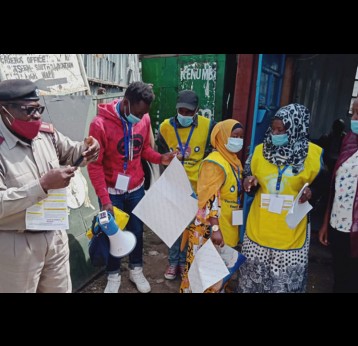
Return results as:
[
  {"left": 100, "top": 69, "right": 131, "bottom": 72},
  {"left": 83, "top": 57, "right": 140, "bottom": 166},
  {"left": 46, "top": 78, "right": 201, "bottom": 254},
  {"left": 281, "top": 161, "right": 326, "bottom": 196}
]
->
[
  {"left": 179, "top": 264, "right": 186, "bottom": 277},
  {"left": 129, "top": 267, "right": 151, "bottom": 293},
  {"left": 104, "top": 273, "right": 121, "bottom": 293},
  {"left": 164, "top": 265, "right": 178, "bottom": 280}
]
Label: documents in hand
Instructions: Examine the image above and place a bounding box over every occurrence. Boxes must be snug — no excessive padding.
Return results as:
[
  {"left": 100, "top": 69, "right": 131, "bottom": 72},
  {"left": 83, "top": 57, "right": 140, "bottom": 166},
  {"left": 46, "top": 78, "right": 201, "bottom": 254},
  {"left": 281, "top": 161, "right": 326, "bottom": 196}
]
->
[
  {"left": 26, "top": 188, "right": 69, "bottom": 230},
  {"left": 132, "top": 156, "right": 198, "bottom": 248},
  {"left": 188, "top": 239, "right": 229, "bottom": 293},
  {"left": 286, "top": 183, "right": 312, "bottom": 229},
  {"left": 188, "top": 240, "right": 247, "bottom": 293}
]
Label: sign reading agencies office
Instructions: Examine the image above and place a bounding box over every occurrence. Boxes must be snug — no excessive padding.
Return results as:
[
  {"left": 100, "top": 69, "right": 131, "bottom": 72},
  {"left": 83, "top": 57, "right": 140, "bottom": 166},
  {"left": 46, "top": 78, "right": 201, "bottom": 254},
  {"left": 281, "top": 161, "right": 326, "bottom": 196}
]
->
[{"left": 0, "top": 54, "right": 88, "bottom": 95}]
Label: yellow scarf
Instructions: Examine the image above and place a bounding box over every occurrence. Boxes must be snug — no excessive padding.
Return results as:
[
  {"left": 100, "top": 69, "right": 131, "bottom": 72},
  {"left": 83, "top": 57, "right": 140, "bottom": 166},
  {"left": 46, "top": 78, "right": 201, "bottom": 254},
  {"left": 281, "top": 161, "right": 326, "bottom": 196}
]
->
[{"left": 197, "top": 119, "right": 243, "bottom": 209}]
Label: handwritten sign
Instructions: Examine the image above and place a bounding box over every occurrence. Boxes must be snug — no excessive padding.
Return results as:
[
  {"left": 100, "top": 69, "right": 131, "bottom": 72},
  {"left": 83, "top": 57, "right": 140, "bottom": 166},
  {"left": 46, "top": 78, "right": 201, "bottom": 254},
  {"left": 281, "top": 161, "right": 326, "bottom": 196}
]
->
[{"left": 0, "top": 54, "right": 88, "bottom": 95}]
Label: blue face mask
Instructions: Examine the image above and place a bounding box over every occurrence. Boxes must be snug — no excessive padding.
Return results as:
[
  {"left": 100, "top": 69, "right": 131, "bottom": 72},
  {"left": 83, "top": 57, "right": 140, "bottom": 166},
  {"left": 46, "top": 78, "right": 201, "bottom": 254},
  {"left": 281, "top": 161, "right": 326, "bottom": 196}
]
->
[
  {"left": 351, "top": 120, "right": 358, "bottom": 134},
  {"left": 177, "top": 113, "right": 194, "bottom": 127},
  {"left": 271, "top": 133, "right": 288, "bottom": 146},
  {"left": 125, "top": 102, "right": 141, "bottom": 124},
  {"left": 127, "top": 113, "right": 141, "bottom": 124},
  {"left": 225, "top": 137, "right": 244, "bottom": 153}
]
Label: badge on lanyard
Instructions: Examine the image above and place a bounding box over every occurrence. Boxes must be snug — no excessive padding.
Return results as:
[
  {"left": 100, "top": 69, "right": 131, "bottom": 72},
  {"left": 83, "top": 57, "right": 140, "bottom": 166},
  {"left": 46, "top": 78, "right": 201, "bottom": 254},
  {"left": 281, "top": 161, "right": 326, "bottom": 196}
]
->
[
  {"left": 232, "top": 210, "right": 243, "bottom": 225},
  {"left": 115, "top": 173, "right": 131, "bottom": 192},
  {"left": 268, "top": 195, "right": 284, "bottom": 214}
]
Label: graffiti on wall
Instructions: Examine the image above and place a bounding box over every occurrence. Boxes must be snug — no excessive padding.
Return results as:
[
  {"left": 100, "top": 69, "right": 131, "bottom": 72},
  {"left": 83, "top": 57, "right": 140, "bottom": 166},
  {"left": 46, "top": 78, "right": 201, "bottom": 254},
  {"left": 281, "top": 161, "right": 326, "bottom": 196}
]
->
[{"left": 179, "top": 61, "right": 217, "bottom": 120}]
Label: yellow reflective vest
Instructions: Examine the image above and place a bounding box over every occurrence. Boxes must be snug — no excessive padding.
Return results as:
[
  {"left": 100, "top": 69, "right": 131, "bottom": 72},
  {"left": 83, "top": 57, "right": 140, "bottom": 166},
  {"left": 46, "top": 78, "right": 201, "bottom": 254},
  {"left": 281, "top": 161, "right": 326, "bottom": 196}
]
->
[
  {"left": 201, "top": 151, "right": 241, "bottom": 247},
  {"left": 159, "top": 116, "right": 211, "bottom": 194},
  {"left": 246, "top": 142, "right": 322, "bottom": 250}
]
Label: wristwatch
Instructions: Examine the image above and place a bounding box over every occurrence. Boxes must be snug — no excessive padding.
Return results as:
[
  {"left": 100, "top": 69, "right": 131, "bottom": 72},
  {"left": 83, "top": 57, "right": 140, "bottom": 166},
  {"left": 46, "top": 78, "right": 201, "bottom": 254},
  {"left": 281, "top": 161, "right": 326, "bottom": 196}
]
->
[{"left": 212, "top": 225, "right": 220, "bottom": 232}]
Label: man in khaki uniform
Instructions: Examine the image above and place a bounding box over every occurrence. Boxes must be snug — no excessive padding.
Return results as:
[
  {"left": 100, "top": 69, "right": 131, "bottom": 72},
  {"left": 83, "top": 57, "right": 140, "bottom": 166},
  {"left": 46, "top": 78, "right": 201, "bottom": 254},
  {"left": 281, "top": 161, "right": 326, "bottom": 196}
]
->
[{"left": 0, "top": 79, "right": 100, "bottom": 293}]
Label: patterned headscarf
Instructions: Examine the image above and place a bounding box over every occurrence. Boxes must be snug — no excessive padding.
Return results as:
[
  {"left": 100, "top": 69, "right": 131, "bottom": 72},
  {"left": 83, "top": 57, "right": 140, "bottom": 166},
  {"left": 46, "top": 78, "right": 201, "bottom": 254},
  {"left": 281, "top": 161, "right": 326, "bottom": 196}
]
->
[
  {"left": 210, "top": 119, "right": 243, "bottom": 172},
  {"left": 263, "top": 103, "right": 310, "bottom": 175}
]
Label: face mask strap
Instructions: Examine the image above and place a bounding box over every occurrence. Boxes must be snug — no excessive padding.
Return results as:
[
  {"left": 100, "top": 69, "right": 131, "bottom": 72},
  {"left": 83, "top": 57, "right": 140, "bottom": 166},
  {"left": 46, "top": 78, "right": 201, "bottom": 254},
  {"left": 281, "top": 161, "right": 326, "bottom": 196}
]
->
[{"left": 1, "top": 105, "right": 15, "bottom": 126}]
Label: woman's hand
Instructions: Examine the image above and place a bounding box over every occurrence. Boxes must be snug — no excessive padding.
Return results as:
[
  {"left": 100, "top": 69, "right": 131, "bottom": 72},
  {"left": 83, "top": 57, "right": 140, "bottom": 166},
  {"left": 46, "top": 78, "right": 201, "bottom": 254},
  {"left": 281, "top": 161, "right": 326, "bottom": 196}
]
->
[
  {"left": 244, "top": 176, "right": 258, "bottom": 193},
  {"left": 299, "top": 186, "right": 312, "bottom": 203},
  {"left": 211, "top": 228, "right": 225, "bottom": 247},
  {"left": 318, "top": 223, "right": 329, "bottom": 246}
]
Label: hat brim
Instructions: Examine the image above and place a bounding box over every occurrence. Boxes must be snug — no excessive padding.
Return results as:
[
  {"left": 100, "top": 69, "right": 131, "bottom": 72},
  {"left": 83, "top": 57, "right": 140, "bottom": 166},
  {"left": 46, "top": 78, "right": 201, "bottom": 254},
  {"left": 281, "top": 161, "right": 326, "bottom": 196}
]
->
[
  {"left": 22, "top": 96, "right": 40, "bottom": 101},
  {"left": 176, "top": 102, "right": 197, "bottom": 111}
]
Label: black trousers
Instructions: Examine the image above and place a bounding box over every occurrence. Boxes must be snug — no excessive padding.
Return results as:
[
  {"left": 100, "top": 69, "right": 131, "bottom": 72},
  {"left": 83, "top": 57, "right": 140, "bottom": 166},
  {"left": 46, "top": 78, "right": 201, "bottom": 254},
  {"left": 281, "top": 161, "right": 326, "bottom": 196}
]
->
[{"left": 329, "top": 227, "right": 358, "bottom": 293}]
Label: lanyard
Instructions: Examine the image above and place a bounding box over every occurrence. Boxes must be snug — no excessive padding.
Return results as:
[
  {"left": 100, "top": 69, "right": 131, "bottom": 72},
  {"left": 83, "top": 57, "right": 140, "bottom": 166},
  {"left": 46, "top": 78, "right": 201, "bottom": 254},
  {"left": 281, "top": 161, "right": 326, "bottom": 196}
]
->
[
  {"left": 276, "top": 165, "right": 289, "bottom": 194},
  {"left": 173, "top": 119, "right": 195, "bottom": 165},
  {"left": 117, "top": 102, "right": 132, "bottom": 173},
  {"left": 231, "top": 166, "right": 242, "bottom": 206}
]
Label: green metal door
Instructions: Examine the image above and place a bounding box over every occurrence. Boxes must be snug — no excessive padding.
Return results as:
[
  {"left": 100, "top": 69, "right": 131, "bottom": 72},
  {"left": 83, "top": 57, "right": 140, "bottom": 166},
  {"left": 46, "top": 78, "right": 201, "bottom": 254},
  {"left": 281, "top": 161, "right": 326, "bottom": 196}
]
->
[{"left": 141, "top": 54, "right": 226, "bottom": 140}]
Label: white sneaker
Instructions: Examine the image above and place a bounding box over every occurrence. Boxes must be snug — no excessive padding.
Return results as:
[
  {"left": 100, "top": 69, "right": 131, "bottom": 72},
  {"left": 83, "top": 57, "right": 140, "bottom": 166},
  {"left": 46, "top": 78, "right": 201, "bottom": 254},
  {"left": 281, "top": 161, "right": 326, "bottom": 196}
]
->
[
  {"left": 129, "top": 267, "right": 151, "bottom": 293},
  {"left": 104, "top": 273, "right": 121, "bottom": 293}
]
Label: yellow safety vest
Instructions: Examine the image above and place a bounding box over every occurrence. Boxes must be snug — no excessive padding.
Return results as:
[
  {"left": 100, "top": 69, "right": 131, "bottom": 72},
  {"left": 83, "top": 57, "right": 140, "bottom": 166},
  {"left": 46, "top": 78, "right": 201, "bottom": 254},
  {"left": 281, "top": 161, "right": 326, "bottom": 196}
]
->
[
  {"left": 201, "top": 151, "right": 241, "bottom": 247},
  {"left": 246, "top": 142, "right": 322, "bottom": 250},
  {"left": 160, "top": 116, "right": 211, "bottom": 193}
]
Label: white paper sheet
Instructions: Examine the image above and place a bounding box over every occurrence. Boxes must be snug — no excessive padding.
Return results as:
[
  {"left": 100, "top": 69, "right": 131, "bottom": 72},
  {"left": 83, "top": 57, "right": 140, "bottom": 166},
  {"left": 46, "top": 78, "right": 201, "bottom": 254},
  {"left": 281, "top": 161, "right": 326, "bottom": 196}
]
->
[
  {"left": 286, "top": 183, "right": 313, "bottom": 229},
  {"left": 26, "top": 188, "right": 69, "bottom": 230},
  {"left": 188, "top": 239, "right": 229, "bottom": 293},
  {"left": 132, "top": 156, "right": 198, "bottom": 247}
]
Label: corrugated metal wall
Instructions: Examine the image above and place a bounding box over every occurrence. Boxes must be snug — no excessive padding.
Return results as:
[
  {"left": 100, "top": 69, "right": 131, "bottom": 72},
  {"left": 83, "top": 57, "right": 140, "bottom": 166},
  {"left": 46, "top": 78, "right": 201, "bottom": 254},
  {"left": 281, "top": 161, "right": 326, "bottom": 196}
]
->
[
  {"left": 292, "top": 54, "right": 358, "bottom": 139},
  {"left": 81, "top": 54, "right": 141, "bottom": 95}
]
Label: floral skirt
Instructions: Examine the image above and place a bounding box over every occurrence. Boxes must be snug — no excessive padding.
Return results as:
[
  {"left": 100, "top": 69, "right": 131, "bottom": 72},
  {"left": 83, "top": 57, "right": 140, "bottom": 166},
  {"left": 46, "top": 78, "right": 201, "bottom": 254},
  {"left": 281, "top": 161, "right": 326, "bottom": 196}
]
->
[
  {"left": 180, "top": 222, "right": 216, "bottom": 293},
  {"left": 237, "top": 229, "right": 310, "bottom": 293}
]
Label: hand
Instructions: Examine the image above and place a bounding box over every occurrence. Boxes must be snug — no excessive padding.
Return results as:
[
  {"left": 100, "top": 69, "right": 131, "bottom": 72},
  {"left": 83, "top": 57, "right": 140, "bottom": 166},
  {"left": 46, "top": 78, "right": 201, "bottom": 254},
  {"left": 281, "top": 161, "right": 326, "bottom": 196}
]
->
[
  {"left": 299, "top": 186, "right": 312, "bottom": 203},
  {"left": 244, "top": 176, "right": 258, "bottom": 192},
  {"left": 318, "top": 223, "right": 329, "bottom": 246},
  {"left": 102, "top": 203, "right": 114, "bottom": 215},
  {"left": 40, "top": 166, "right": 76, "bottom": 192},
  {"left": 211, "top": 229, "right": 225, "bottom": 247},
  {"left": 82, "top": 136, "right": 100, "bottom": 164},
  {"left": 160, "top": 151, "right": 176, "bottom": 165}
]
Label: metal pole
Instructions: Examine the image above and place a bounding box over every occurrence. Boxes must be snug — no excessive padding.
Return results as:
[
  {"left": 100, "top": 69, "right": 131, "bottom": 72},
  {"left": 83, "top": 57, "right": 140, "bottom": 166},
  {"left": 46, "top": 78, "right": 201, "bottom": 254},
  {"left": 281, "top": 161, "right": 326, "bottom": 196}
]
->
[{"left": 77, "top": 54, "right": 92, "bottom": 95}]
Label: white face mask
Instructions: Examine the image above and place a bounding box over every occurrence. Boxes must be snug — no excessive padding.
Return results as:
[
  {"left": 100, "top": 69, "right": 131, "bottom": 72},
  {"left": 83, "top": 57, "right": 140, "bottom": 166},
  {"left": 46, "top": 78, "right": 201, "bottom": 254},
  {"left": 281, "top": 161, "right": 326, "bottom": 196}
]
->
[{"left": 225, "top": 137, "right": 243, "bottom": 153}]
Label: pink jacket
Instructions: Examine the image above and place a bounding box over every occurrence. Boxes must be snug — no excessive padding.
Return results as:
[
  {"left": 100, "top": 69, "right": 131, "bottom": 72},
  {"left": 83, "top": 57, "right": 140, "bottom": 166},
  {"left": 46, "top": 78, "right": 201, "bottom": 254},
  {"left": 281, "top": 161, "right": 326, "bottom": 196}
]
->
[{"left": 88, "top": 100, "right": 161, "bottom": 205}]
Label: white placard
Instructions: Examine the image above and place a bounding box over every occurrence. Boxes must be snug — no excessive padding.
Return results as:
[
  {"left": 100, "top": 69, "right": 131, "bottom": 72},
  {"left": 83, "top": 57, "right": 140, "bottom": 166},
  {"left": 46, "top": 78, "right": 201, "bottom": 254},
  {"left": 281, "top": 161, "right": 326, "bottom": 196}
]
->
[{"left": 132, "top": 156, "right": 198, "bottom": 247}]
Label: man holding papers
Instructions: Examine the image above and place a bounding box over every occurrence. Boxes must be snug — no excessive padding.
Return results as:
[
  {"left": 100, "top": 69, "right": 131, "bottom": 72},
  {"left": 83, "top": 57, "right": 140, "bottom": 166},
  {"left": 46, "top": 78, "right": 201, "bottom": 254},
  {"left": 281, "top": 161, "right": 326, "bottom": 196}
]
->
[{"left": 238, "top": 104, "right": 322, "bottom": 293}]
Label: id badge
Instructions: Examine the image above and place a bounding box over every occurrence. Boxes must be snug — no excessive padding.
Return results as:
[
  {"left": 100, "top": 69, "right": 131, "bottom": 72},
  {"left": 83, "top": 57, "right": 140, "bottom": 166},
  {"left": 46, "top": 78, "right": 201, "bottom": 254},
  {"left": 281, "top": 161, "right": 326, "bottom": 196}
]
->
[
  {"left": 268, "top": 195, "right": 284, "bottom": 214},
  {"left": 232, "top": 210, "right": 243, "bottom": 225},
  {"left": 115, "top": 173, "right": 131, "bottom": 192}
]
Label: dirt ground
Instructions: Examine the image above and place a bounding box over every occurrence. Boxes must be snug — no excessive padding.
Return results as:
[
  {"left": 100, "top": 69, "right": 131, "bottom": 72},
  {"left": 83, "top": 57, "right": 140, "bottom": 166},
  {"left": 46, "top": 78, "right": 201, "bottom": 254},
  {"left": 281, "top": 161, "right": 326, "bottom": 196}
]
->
[{"left": 78, "top": 226, "right": 334, "bottom": 294}]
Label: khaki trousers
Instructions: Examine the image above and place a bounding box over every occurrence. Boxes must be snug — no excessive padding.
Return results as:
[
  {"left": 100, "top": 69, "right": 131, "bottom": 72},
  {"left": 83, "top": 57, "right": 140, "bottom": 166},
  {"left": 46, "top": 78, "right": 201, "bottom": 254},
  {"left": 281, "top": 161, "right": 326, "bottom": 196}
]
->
[{"left": 0, "top": 230, "right": 71, "bottom": 293}]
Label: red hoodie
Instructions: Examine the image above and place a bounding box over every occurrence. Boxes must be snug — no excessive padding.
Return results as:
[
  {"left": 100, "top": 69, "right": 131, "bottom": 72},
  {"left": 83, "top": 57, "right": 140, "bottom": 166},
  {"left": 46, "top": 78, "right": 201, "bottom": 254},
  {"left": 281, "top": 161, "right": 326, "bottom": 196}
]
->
[{"left": 88, "top": 99, "right": 161, "bottom": 205}]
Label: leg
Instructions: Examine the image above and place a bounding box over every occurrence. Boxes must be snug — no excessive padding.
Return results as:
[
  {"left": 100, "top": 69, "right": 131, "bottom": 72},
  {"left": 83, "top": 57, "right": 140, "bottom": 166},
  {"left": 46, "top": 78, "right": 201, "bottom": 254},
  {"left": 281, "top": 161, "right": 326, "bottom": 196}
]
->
[
  {"left": 37, "top": 230, "right": 72, "bottom": 293},
  {"left": 330, "top": 228, "right": 358, "bottom": 293},
  {"left": 124, "top": 187, "right": 150, "bottom": 293},
  {"left": 124, "top": 187, "right": 145, "bottom": 269},
  {"left": 0, "top": 231, "right": 45, "bottom": 293}
]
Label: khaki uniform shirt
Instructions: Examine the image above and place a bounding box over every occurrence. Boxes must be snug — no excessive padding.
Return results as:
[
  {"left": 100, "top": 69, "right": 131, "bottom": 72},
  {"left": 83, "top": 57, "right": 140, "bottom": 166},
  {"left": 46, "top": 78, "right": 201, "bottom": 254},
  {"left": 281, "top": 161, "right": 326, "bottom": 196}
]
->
[{"left": 0, "top": 118, "right": 87, "bottom": 231}]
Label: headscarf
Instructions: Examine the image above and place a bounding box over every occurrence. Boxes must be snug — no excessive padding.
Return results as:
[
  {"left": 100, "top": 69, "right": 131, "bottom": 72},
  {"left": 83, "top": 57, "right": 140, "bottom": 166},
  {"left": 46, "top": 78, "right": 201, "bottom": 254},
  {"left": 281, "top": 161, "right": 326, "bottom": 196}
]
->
[
  {"left": 263, "top": 103, "right": 310, "bottom": 175},
  {"left": 197, "top": 119, "right": 243, "bottom": 209},
  {"left": 210, "top": 119, "right": 243, "bottom": 172}
]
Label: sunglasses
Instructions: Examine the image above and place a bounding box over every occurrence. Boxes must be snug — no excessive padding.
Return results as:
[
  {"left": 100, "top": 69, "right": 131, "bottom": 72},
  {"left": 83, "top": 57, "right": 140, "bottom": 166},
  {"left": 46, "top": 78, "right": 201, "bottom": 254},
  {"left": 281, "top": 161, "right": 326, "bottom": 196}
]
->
[{"left": 5, "top": 103, "right": 45, "bottom": 116}]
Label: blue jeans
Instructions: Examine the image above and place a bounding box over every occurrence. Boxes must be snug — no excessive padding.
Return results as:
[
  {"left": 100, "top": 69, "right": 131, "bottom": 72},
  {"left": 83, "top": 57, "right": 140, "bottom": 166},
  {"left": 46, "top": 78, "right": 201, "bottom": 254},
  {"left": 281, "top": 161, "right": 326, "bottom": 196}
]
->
[
  {"left": 168, "top": 233, "right": 188, "bottom": 266},
  {"left": 103, "top": 187, "right": 145, "bottom": 274}
]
